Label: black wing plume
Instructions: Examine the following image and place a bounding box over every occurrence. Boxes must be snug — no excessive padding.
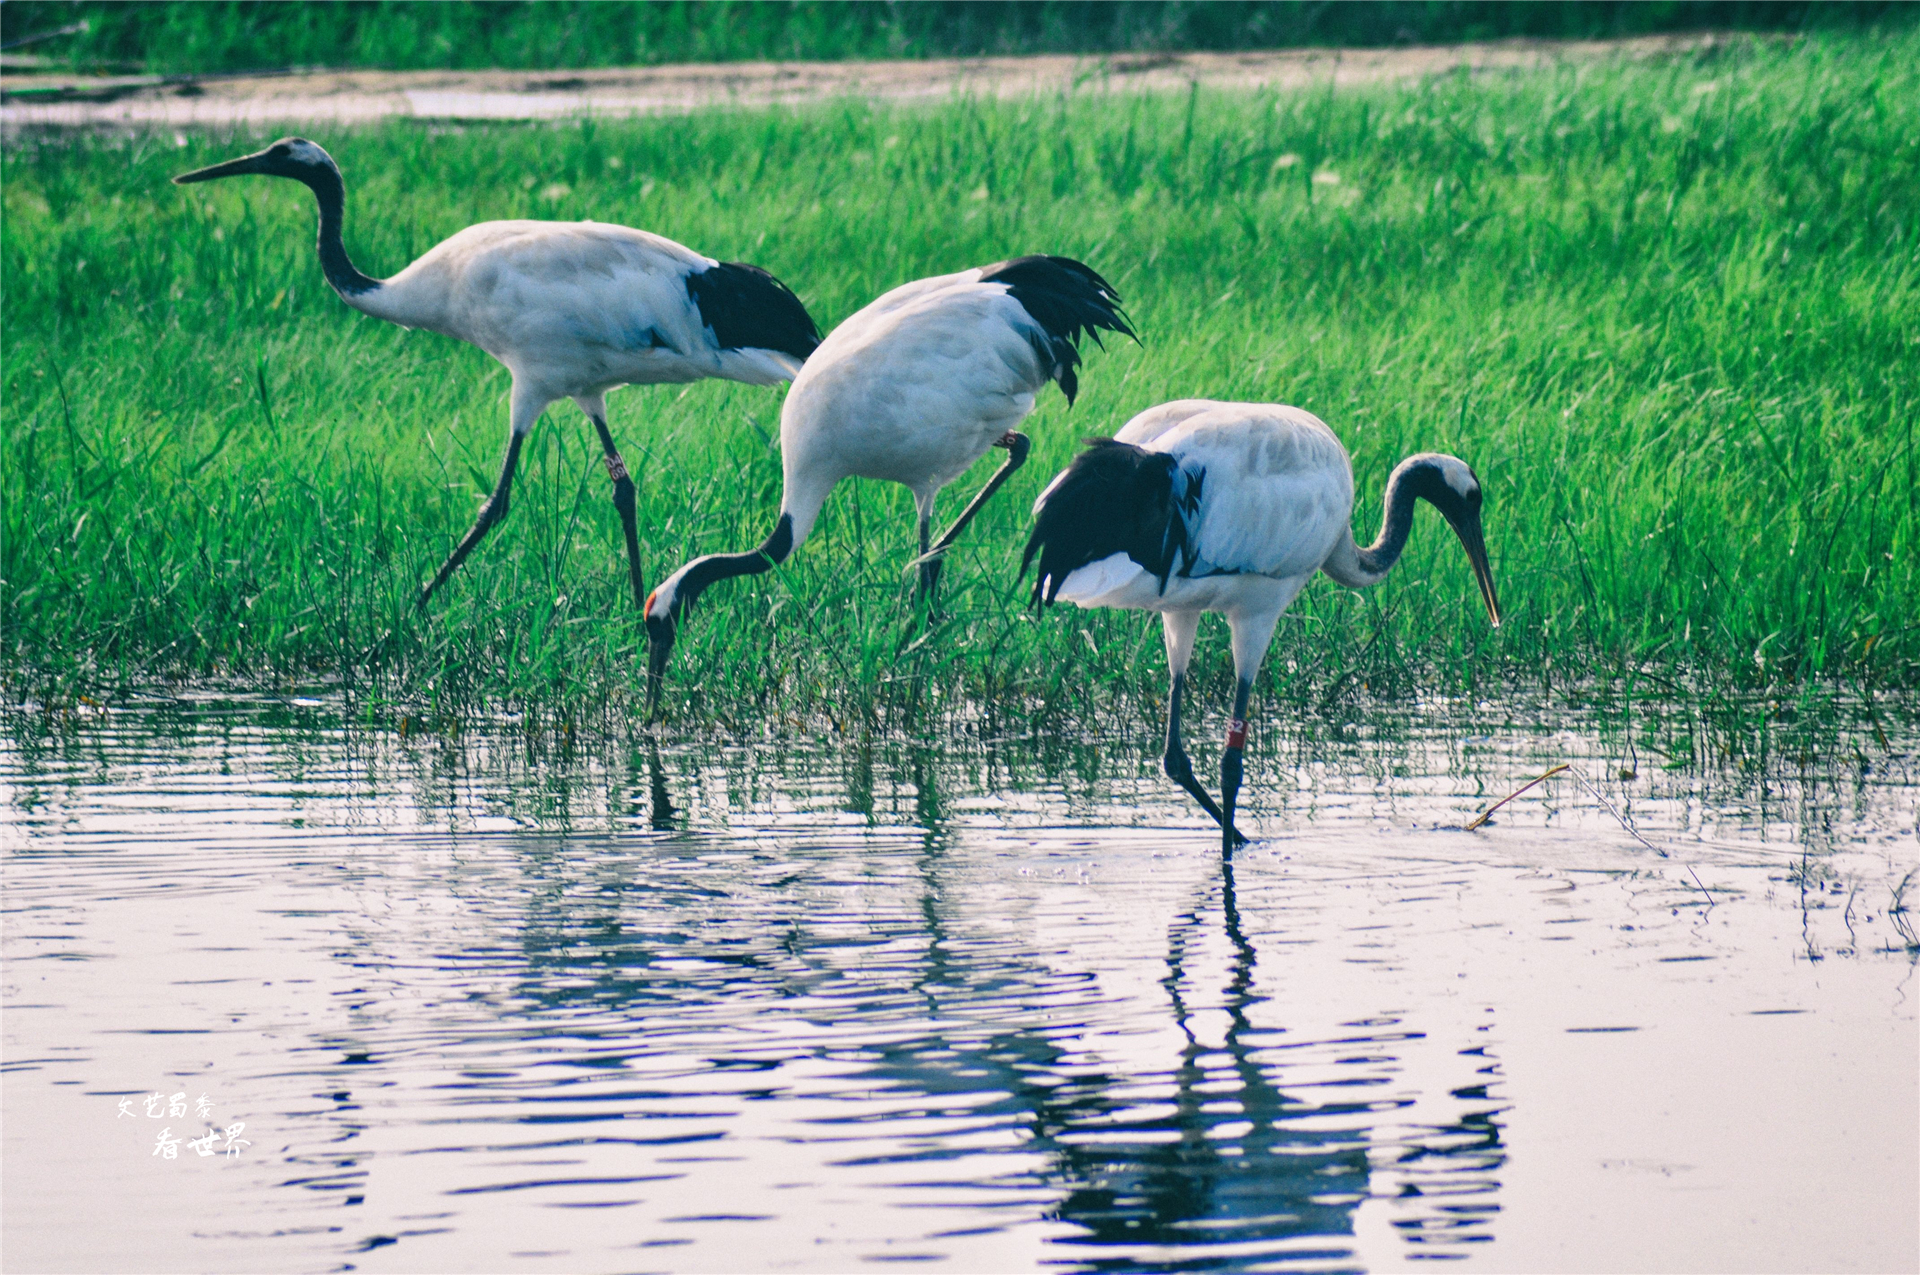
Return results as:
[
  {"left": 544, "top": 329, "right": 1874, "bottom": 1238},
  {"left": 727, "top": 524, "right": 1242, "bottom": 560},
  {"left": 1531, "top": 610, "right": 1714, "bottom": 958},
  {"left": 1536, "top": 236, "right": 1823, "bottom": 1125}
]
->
[
  {"left": 977, "top": 255, "right": 1136, "bottom": 405},
  {"left": 1023, "top": 439, "right": 1192, "bottom": 608},
  {"left": 685, "top": 262, "right": 822, "bottom": 363}
]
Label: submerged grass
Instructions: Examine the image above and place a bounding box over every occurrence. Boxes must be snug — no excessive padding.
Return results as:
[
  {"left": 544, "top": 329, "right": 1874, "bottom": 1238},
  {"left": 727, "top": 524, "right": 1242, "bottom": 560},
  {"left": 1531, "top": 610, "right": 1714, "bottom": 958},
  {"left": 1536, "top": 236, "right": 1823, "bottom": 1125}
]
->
[{"left": 3, "top": 29, "right": 1918, "bottom": 729}]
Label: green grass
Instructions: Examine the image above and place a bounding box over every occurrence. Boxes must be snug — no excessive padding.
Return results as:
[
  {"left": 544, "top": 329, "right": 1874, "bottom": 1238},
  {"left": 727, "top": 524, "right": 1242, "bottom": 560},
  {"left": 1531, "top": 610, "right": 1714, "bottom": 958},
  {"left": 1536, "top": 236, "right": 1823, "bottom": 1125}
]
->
[
  {"left": 4, "top": 29, "right": 1918, "bottom": 728},
  {"left": 3, "top": 1, "right": 1897, "bottom": 76}
]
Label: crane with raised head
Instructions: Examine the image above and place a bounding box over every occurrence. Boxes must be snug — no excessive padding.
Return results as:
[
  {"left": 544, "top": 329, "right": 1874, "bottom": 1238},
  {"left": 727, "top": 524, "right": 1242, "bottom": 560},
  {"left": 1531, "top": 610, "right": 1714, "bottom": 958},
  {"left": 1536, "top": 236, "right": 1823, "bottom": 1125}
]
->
[
  {"left": 642, "top": 254, "right": 1134, "bottom": 707},
  {"left": 173, "top": 136, "right": 820, "bottom": 611},
  {"left": 1023, "top": 399, "right": 1502, "bottom": 850}
]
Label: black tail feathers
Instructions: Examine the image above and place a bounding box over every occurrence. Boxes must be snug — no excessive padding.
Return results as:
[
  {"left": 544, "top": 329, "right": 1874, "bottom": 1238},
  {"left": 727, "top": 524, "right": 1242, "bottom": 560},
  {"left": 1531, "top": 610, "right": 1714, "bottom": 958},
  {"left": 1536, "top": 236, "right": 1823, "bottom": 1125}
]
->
[
  {"left": 685, "top": 261, "right": 822, "bottom": 363},
  {"left": 978, "top": 255, "right": 1136, "bottom": 405},
  {"left": 1023, "top": 438, "right": 1192, "bottom": 607}
]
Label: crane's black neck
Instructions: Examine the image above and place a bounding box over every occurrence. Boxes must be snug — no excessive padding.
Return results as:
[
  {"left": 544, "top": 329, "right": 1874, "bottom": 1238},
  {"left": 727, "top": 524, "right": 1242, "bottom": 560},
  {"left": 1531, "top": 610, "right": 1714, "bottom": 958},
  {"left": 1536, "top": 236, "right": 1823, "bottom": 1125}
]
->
[
  {"left": 298, "top": 165, "right": 381, "bottom": 298},
  {"left": 1353, "top": 459, "right": 1448, "bottom": 580},
  {"left": 673, "top": 514, "right": 795, "bottom": 617}
]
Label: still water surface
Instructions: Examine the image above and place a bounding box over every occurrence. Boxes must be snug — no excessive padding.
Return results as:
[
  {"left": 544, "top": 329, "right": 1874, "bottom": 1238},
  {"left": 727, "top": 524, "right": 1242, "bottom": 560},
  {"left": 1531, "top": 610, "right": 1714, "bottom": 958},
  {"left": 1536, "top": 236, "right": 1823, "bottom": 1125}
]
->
[{"left": 4, "top": 693, "right": 1916, "bottom": 1273}]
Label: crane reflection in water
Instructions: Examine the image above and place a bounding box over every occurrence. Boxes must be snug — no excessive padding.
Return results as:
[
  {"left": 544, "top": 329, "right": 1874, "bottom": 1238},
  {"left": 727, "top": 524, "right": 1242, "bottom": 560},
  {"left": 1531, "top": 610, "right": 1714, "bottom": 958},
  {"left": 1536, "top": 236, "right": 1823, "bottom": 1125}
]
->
[
  {"left": 701, "top": 756, "right": 1505, "bottom": 1263},
  {"left": 339, "top": 751, "right": 1511, "bottom": 1268},
  {"left": 877, "top": 818, "right": 1509, "bottom": 1268}
]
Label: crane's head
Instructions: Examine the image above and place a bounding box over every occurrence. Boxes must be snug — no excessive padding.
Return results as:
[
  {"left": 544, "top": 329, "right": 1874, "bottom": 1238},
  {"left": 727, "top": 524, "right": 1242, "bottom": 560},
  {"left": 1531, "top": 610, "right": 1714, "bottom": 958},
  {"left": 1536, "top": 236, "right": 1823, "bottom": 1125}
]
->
[
  {"left": 173, "top": 137, "right": 339, "bottom": 187},
  {"left": 1403, "top": 454, "right": 1502, "bottom": 629}
]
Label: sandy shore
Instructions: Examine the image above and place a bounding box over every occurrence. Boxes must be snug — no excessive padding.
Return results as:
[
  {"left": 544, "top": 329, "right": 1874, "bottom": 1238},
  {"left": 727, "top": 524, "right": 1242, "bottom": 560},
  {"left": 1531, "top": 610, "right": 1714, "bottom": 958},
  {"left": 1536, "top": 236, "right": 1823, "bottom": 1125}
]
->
[{"left": 1, "top": 32, "right": 1735, "bottom": 133}]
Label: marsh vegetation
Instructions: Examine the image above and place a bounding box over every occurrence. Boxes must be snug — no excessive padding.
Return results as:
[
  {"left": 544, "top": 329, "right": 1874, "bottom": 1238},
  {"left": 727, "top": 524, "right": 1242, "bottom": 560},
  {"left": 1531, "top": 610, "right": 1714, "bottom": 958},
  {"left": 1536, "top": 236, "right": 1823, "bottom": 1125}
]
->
[{"left": 3, "top": 29, "right": 1916, "bottom": 732}]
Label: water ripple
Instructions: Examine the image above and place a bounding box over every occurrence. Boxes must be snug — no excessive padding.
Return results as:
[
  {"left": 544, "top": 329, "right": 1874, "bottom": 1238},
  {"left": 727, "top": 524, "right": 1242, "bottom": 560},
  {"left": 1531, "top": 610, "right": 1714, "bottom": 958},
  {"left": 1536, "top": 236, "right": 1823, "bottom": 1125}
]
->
[{"left": 2, "top": 694, "right": 1915, "bottom": 1272}]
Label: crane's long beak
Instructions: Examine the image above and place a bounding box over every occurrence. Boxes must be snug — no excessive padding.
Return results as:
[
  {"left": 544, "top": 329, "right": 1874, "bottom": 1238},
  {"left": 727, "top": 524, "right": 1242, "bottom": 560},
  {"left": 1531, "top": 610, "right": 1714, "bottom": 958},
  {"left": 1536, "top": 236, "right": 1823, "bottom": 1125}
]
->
[
  {"left": 645, "top": 614, "right": 676, "bottom": 714},
  {"left": 1447, "top": 511, "right": 1503, "bottom": 628},
  {"left": 173, "top": 149, "right": 272, "bottom": 185}
]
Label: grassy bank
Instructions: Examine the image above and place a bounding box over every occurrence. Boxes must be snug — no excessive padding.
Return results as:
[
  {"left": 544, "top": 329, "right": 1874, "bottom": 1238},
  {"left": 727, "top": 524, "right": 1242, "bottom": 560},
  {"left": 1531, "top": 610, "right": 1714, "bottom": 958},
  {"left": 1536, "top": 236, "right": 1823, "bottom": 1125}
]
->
[
  {"left": 4, "top": 1, "right": 1900, "bottom": 76},
  {"left": 4, "top": 30, "right": 1917, "bottom": 725}
]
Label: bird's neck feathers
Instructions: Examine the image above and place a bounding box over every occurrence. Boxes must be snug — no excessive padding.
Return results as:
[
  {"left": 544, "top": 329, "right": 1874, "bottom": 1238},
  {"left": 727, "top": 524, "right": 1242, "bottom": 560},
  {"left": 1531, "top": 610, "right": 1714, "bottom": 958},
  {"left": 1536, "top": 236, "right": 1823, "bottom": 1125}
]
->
[
  {"left": 1324, "top": 455, "right": 1451, "bottom": 587},
  {"left": 646, "top": 514, "right": 796, "bottom": 621},
  {"left": 297, "top": 163, "right": 382, "bottom": 300},
  {"left": 1024, "top": 439, "right": 1193, "bottom": 606}
]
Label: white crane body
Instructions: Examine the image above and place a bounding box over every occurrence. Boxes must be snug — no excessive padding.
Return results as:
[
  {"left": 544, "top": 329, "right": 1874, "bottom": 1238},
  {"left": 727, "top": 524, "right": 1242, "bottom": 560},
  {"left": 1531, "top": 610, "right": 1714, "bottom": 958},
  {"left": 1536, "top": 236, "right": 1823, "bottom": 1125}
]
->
[
  {"left": 1026, "top": 399, "right": 1502, "bottom": 848},
  {"left": 643, "top": 255, "right": 1134, "bottom": 705},
  {"left": 354, "top": 220, "right": 803, "bottom": 399},
  {"left": 173, "top": 136, "right": 819, "bottom": 611},
  {"left": 774, "top": 275, "right": 1057, "bottom": 546}
]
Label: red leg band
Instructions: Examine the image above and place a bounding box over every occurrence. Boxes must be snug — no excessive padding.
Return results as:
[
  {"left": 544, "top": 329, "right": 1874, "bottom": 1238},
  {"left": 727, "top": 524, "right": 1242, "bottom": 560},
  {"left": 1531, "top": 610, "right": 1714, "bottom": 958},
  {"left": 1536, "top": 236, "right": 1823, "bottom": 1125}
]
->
[{"left": 1226, "top": 718, "right": 1247, "bottom": 750}]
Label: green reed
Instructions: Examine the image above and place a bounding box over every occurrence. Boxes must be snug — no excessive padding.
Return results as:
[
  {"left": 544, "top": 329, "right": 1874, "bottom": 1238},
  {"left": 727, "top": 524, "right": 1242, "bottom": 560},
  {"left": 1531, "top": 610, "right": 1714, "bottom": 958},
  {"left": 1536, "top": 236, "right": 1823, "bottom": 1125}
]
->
[{"left": 4, "top": 29, "right": 1917, "bottom": 724}]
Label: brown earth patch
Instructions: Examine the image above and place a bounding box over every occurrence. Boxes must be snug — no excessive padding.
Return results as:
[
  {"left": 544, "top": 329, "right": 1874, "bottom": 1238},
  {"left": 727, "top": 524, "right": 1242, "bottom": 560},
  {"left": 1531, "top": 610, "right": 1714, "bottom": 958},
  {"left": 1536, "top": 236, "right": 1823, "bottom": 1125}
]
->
[{"left": 1, "top": 33, "right": 1742, "bottom": 133}]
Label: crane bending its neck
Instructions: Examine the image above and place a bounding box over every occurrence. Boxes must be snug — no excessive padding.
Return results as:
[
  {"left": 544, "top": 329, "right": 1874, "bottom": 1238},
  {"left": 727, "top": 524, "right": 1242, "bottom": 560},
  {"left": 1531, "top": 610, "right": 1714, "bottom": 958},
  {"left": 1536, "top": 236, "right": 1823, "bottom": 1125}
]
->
[
  {"left": 1323, "top": 452, "right": 1502, "bottom": 626},
  {"left": 173, "top": 137, "right": 382, "bottom": 299},
  {"left": 301, "top": 162, "right": 381, "bottom": 299}
]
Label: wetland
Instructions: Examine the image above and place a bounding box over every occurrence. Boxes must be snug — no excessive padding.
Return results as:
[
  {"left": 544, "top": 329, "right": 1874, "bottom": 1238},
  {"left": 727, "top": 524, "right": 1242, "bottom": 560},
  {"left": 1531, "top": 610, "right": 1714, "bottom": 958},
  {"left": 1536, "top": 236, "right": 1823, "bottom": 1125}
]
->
[
  {"left": 4, "top": 22, "right": 1918, "bottom": 1273},
  {"left": 3, "top": 689, "right": 1916, "bottom": 1271}
]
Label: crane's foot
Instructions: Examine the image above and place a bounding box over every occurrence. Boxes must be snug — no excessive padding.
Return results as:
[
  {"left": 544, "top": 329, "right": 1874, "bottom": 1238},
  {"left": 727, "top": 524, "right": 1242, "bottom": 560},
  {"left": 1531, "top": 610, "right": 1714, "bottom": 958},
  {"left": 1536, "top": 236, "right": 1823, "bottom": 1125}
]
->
[{"left": 1165, "top": 745, "right": 1246, "bottom": 846}]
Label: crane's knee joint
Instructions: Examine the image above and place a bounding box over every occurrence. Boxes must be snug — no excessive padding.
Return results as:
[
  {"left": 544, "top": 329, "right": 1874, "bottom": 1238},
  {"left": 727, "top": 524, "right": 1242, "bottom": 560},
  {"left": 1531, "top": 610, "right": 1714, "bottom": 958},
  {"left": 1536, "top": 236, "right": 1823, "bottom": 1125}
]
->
[{"left": 1164, "top": 748, "right": 1195, "bottom": 785}]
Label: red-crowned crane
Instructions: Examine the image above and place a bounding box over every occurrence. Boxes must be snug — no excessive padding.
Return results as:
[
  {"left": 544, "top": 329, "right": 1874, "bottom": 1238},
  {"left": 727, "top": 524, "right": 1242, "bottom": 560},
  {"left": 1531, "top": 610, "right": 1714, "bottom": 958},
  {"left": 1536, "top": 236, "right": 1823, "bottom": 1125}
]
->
[
  {"left": 642, "top": 255, "right": 1134, "bottom": 707},
  {"left": 173, "top": 137, "right": 819, "bottom": 611},
  {"left": 1023, "top": 400, "right": 1502, "bottom": 850}
]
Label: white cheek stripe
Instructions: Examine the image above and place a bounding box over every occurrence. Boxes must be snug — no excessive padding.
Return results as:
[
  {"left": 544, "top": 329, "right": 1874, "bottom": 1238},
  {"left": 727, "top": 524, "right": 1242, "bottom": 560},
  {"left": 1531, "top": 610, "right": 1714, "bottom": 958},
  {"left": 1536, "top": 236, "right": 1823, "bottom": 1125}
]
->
[{"left": 647, "top": 565, "right": 695, "bottom": 618}]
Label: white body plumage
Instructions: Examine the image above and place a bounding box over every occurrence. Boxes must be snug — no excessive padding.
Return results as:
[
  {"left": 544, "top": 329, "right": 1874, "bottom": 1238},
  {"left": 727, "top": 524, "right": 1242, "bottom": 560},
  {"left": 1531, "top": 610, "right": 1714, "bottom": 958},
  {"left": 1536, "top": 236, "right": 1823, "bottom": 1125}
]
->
[
  {"left": 174, "top": 135, "right": 820, "bottom": 609},
  {"left": 774, "top": 267, "right": 1065, "bottom": 548},
  {"left": 1045, "top": 400, "right": 1361, "bottom": 671},
  {"left": 352, "top": 220, "right": 804, "bottom": 409},
  {"left": 1025, "top": 398, "right": 1501, "bottom": 846}
]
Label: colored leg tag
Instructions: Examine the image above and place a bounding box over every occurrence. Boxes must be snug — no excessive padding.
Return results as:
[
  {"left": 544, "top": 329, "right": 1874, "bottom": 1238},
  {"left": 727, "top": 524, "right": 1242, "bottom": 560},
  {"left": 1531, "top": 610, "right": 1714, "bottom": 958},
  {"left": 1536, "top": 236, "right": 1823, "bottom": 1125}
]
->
[
  {"left": 604, "top": 454, "right": 630, "bottom": 483},
  {"left": 1226, "top": 718, "right": 1248, "bottom": 750}
]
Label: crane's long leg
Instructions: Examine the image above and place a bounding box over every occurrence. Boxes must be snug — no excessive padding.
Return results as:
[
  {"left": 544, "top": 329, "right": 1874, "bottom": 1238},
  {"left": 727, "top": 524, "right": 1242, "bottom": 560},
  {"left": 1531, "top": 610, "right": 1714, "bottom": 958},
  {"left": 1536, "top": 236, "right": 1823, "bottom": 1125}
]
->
[
  {"left": 1219, "top": 675, "right": 1254, "bottom": 854},
  {"left": 586, "top": 406, "right": 644, "bottom": 609},
  {"left": 417, "top": 434, "right": 524, "bottom": 609},
  {"left": 418, "top": 386, "right": 547, "bottom": 610},
  {"left": 1164, "top": 670, "right": 1244, "bottom": 845},
  {"left": 918, "top": 431, "right": 1031, "bottom": 599},
  {"left": 1160, "top": 611, "right": 1248, "bottom": 848},
  {"left": 915, "top": 497, "right": 938, "bottom": 600},
  {"left": 1215, "top": 596, "right": 1291, "bottom": 851}
]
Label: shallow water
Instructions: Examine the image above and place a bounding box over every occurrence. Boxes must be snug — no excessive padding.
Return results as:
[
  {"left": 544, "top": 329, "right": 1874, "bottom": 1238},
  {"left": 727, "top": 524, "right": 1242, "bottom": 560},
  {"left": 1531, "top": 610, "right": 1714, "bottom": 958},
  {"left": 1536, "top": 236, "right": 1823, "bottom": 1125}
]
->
[{"left": 3, "top": 692, "right": 1916, "bottom": 1273}]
